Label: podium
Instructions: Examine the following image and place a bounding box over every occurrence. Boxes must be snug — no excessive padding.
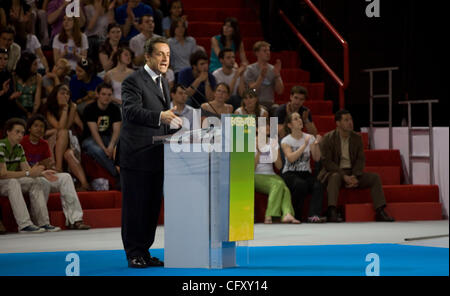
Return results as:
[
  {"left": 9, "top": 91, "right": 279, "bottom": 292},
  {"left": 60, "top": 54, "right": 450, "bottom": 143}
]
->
[{"left": 163, "top": 114, "right": 256, "bottom": 268}]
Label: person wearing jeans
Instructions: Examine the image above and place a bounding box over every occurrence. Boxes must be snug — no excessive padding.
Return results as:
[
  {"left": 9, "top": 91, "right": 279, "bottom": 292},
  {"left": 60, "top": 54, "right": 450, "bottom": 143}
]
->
[{"left": 82, "top": 82, "right": 121, "bottom": 180}]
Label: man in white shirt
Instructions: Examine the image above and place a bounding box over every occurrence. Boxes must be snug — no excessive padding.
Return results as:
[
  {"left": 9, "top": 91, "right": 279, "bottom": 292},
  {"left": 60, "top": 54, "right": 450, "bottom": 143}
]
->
[
  {"left": 0, "top": 26, "right": 21, "bottom": 72},
  {"left": 130, "top": 14, "right": 161, "bottom": 66}
]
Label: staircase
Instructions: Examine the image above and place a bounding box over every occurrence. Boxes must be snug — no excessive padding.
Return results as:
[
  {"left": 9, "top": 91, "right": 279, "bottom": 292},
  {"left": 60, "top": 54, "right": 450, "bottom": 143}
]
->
[{"left": 0, "top": 1, "right": 442, "bottom": 232}]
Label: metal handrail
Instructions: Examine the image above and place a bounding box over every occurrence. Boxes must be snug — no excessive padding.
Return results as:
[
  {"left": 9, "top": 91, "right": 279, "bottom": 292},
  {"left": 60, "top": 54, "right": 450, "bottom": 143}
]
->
[{"left": 279, "top": 0, "right": 349, "bottom": 109}]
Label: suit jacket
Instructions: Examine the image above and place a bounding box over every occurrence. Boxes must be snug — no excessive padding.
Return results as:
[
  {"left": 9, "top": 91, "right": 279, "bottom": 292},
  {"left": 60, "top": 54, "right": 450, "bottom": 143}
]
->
[
  {"left": 317, "top": 129, "right": 365, "bottom": 183},
  {"left": 118, "top": 67, "right": 170, "bottom": 172}
]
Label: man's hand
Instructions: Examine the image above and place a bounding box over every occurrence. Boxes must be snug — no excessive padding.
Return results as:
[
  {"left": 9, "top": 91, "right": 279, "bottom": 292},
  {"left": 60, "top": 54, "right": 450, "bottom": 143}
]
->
[
  {"left": 344, "top": 175, "right": 359, "bottom": 188},
  {"left": 274, "top": 59, "right": 282, "bottom": 77},
  {"left": 198, "top": 71, "right": 209, "bottom": 83},
  {"left": 104, "top": 145, "right": 114, "bottom": 159},
  {"left": 161, "top": 106, "right": 182, "bottom": 129},
  {"left": 29, "top": 164, "right": 46, "bottom": 178},
  {"left": 42, "top": 170, "right": 59, "bottom": 182}
]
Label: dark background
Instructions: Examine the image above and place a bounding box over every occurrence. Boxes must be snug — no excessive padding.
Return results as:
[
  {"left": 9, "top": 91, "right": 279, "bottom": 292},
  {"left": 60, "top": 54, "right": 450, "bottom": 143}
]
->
[{"left": 258, "top": 0, "right": 448, "bottom": 130}]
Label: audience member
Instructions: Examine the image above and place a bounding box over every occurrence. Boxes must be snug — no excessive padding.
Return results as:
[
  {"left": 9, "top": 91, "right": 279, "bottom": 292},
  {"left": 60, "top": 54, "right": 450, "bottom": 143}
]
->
[
  {"left": 14, "top": 52, "right": 43, "bottom": 119},
  {"left": 47, "top": 0, "right": 85, "bottom": 40},
  {"left": 209, "top": 17, "right": 248, "bottom": 73},
  {"left": 0, "top": 26, "right": 21, "bottom": 72},
  {"left": 52, "top": 15, "right": 89, "bottom": 71},
  {"left": 98, "top": 23, "right": 124, "bottom": 73},
  {"left": 234, "top": 88, "right": 268, "bottom": 118},
  {"left": 162, "top": 0, "right": 187, "bottom": 38},
  {"left": 45, "top": 84, "right": 90, "bottom": 191},
  {"left": 129, "top": 14, "right": 161, "bottom": 66},
  {"left": 42, "top": 57, "right": 71, "bottom": 98},
  {"left": 255, "top": 121, "right": 299, "bottom": 224},
  {"left": 0, "top": 48, "right": 22, "bottom": 125},
  {"left": 115, "top": 0, "right": 153, "bottom": 41},
  {"left": 318, "top": 109, "right": 395, "bottom": 222},
  {"left": 170, "top": 83, "right": 194, "bottom": 131},
  {"left": 178, "top": 50, "right": 216, "bottom": 108},
  {"left": 69, "top": 58, "right": 103, "bottom": 112},
  {"left": 3, "top": 0, "right": 32, "bottom": 49},
  {"left": 0, "top": 117, "right": 60, "bottom": 233},
  {"left": 244, "top": 41, "right": 284, "bottom": 113},
  {"left": 27, "top": 0, "right": 50, "bottom": 47},
  {"left": 276, "top": 85, "right": 317, "bottom": 138},
  {"left": 21, "top": 114, "right": 90, "bottom": 229},
  {"left": 104, "top": 47, "right": 135, "bottom": 105},
  {"left": 168, "top": 17, "right": 196, "bottom": 74},
  {"left": 281, "top": 112, "right": 325, "bottom": 223},
  {"left": 212, "top": 48, "right": 246, "bottom": 110},
  {"left": 21, "top": 13, "right": 50, "bottom": 74},
  {"left": 81, "top": 83, "right": 121, "bottom": 182},
  {"left": 144, "top": 0, "right": 164, "bottom": 36},
  {"left": 200, "top": 83, "right": 233, "bottom": 119},
  {"left": 83, "top": 0, "right": 116, "bottom": 68}
]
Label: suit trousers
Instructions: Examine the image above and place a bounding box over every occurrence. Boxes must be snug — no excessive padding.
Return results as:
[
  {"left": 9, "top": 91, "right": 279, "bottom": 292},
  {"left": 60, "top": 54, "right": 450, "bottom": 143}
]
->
[
  {"left": 121, "top": 168, "right": 164, "bottom": 259},
  {"left": 326, "top": 169, "right": 386, "bottom": 210}
]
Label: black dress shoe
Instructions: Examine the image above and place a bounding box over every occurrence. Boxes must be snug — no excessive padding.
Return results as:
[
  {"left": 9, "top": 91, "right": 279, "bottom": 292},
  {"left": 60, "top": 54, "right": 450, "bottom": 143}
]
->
[
  {"left": 327, "top": 207, "right": 343, "bottom": 223},
  {"left": 128, "top": 256, "right": 149, "bottom": 268},
  {"left": 146, "top": 256, "right": 164, "bottom": 267},
  {"left": 375, "top": 209, "right": 395, "bottom": 222}
]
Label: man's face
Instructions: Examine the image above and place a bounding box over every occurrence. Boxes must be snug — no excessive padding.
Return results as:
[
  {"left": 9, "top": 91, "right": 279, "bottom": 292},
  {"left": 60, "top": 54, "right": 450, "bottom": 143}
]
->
[
  {"left": 97, "top": 88, "right": 113, "bottom": 106},
  {"left": 256, "top": 46, "right": 271, "bottom": 62},
  {"left": 7, "top": 124, "right": 25, "bottom": 146},
  {"left": 29, "top": 120, "right": 45, "bottom": 140},
  {"left": 171, "top": 87, "right": 188, "bottom": 105},
  {"left": 221, "top": 51, "right": 235, "bottom": 69},
  {"left": 290, "top": 93, "right": 306, "bottom": 111},
  {"left": 145, "top": 42, "right": 170, "bottom": 74},
  {"left": 0, "top": 33, "right": 14, "bottom": 49},
  {"left": 0, "top": 53, "right": 8, "bottom": 70},
  {"left": 337, "top": 113, "right": 354, "bottom": 132},
  {"left": 194, "top": 59, "right": 209, "bottom": 73},
  {"left": 141, "top": 15, "right": 155, "bottom": 33}
]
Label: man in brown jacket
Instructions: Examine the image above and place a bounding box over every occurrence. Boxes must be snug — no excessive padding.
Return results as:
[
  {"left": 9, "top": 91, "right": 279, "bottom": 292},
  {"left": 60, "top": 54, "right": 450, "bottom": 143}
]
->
[{"left": 318, "top": 109, "right": 394, "bottom": 222}]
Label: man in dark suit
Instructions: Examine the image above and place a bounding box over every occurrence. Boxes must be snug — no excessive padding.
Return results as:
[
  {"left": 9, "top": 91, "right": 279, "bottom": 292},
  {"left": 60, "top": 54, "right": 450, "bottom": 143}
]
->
[
  {"left": 119, "top": 36, "right": 182, "bottom": 268},
  {"left": 318, "top": 109, "right": 394, "bottom": 223}
]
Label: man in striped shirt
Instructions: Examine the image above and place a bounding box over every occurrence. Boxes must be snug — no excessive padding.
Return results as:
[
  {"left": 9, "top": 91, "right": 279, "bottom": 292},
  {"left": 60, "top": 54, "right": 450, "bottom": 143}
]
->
[{"left": 0, "top": 118, "right": 60, "bottom": 233}]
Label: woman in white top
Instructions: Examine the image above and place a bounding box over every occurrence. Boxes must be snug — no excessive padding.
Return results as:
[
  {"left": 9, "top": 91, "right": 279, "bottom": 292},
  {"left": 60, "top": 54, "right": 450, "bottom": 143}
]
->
[
  {"left": 255, "top": 122, "right": 300, "bottom": 224},
  {"left": 52, "top": 15, "right": 88, "bottom": 71},
  {"left": 234, "top": 88, "right": 269, "bottom": 118},
  {"left": 104, "top": 46, "right": 134, "bottom": 104},
  {"left": 280, "top": 112, "right": 325, "bottom": 223}
]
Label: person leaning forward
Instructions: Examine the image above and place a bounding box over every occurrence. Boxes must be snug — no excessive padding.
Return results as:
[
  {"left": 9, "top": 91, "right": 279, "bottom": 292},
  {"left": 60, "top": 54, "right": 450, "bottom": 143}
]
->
[
  {"left": 318, "top": 109, "right": 394, "bottom": 223},
  {"left": 118, "top": 36, "right": 182, "bottom": 268}
]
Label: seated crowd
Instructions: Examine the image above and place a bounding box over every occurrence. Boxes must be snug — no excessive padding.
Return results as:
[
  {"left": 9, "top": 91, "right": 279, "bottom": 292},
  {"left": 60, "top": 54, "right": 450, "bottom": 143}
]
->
[{"left": 0, "top": 0, "right": 394, "bottom": 234}]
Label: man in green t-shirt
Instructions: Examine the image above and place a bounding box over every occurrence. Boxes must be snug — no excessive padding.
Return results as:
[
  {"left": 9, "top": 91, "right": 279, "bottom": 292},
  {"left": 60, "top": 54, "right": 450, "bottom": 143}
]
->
[{"left": 0, "top": 118, "right": 60, "bottom": 233}]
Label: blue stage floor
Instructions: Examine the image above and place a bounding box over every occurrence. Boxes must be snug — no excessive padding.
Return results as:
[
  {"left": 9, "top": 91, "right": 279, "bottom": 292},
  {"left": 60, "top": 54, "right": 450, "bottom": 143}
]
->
[{"left": 0, "top": 244, "right": 447, "bottom": 276}]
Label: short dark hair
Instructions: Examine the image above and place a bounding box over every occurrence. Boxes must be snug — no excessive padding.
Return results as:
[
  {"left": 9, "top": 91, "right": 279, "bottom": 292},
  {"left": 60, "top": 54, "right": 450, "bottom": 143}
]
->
[
  {"left": 218, "top": 48, "right": 234, "bottom": 60},
  {"left": 4, "top": 118, "right": 26, "bottom": 134},
  {"left": 26, "top": 114, "right": 47, "bottom": 133},
  {"left": 0, "top": 48, "right": 8, "bottom": 56},
  {"left": 144, "top": 36, "right": 169, "bottom": 56},
  {"left": 96, "top": 82, "right": 113, "bottom": 93},
  {"left": 170, "top": 83, "right": 185, "bottom": 94},
  {"left": 335, "top": 109, "right": 351, "bottom": 122},
  {"left": 189, "top": 50, "right": 208, "bottom": 67},
  {"left": 138, "top": 14, "right": 153, "bottom": 25},
  {"left": 0, "top": 26, "right": 16, "bottom": 37},
  {"left": 290, "top": 85, "right": 308, "bottom": 97}
]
